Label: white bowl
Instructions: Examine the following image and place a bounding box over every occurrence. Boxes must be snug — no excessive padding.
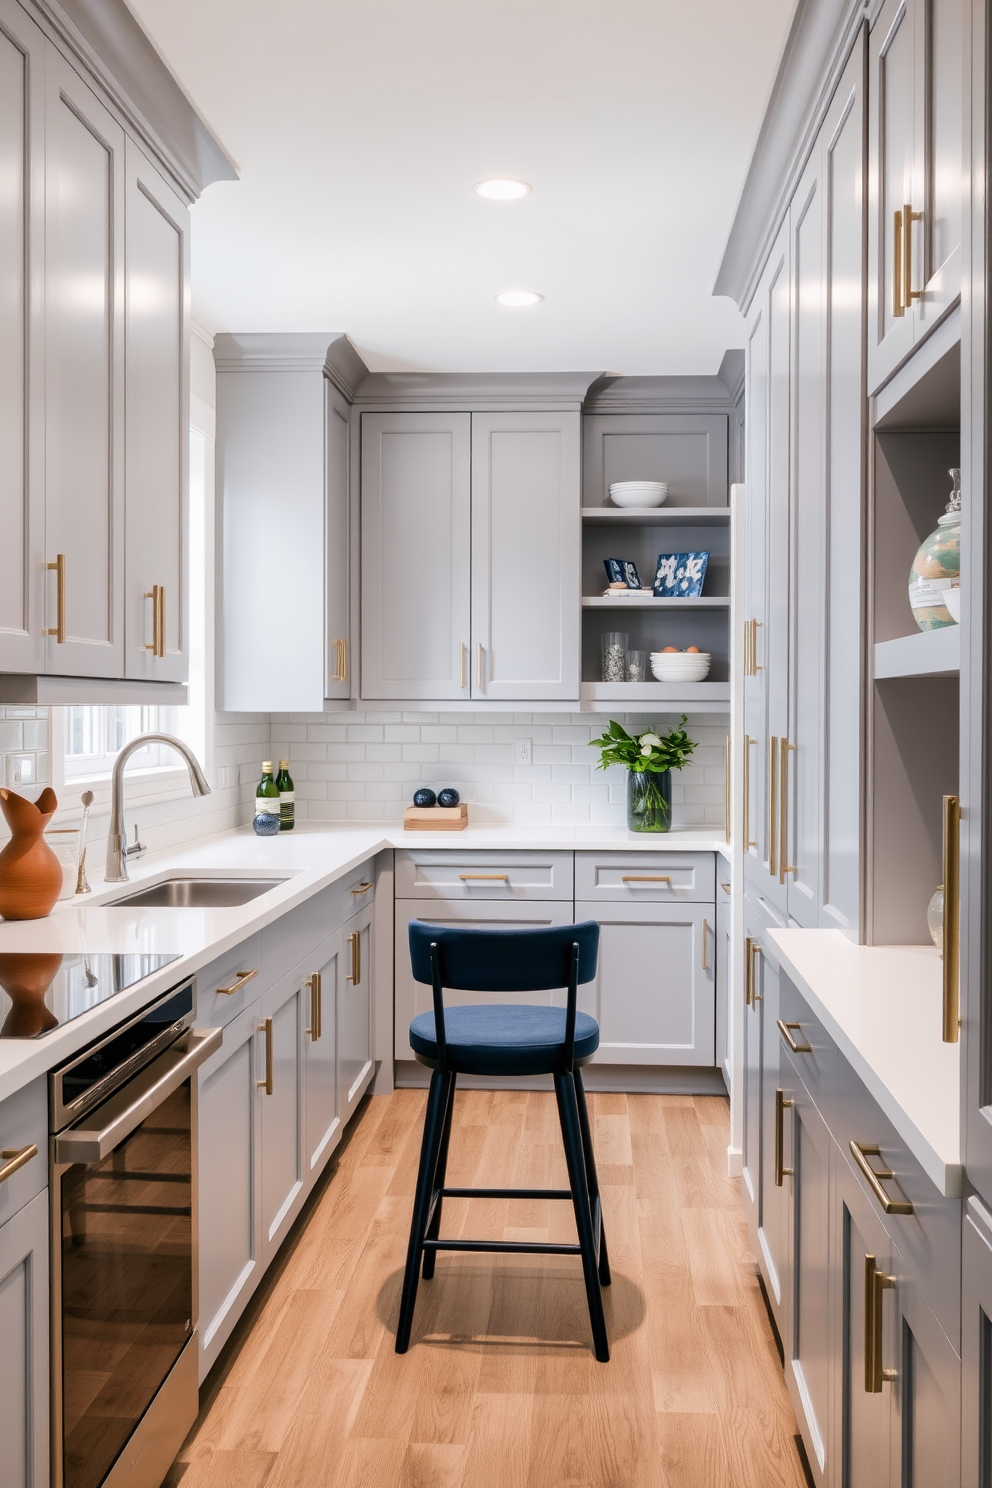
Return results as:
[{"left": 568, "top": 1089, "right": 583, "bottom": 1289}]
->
[
  {"left": 608, "top": 481, "right": 669, "bottom": 509},
  {"left": 650, "top": 652, "right": 711, "bottom": 682}
]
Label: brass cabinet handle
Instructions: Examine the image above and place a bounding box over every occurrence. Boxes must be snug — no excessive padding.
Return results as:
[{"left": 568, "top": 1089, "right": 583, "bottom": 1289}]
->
[
  {"left": 306, "top": 972, "right": 322, "bottom": 1041},
  {"left": 459, "top": 872, "right": 510, "bottom": 881},
  {"left": 779, "top": 737, "right": 796, "bottom": 881},
  {"left": 347, "top": 931, "right": 361, "bottom": 985},
  {"left": 0, "top": 1144, "right": 38, "bottom": 1185},
  {"left": 476, "top": 642, "right": 484, "bottom": 689},
  {"left": 621, "top": 874, "right": 672, "bottom": 883},
  {"left": 724, "top": 735, "right": 731, "bottom": 841},
  {"left": 745, "top": 936, "right": 762, "bottom": 1007},
  {"left": 351, "top": 881, "right": 373, "bottom": 896},
  {"left": 459, "top": 641, "right": 467, "bottom": 689},
  {"left": 768, "top": 737, "right": 779, "bottom": 878},
  {"left": 144, "top": 585, "right": 165, "bottom": 657},
  {"left": 719, "top": 881, "right": 731, "bottom": 894},
  {"left": 943, "top": 794, "right": 960, "bottom": 1042},
  {"left": 849, "top": 1141, "right": 913, "bottom": 1216},
  {"left": 744, "top": 618, "right": 762, "bottom": 676},
  {"left": 257, "top": 1018, "right": 273, "bottom": 1094},
  {"left": 701, "top": 917, "right": 708, "bottom": 973},
  {"left": 216, "top": 967, "right": 259, "bottom": 997},
  {"left": 47, "top": 554, "right": 66, "bottom": 643},
  {"left": 865, "top": 1254, "right": 898, "bottom": 1392},
  {"left": 774, "top": 1088, "right": 793, "bottom": 1186},
  {"left": 330, "top": 637, "right": 347, "bottom": 684},
  {"left": 893, "top": 208, "right": 904, "bottom": 317},
  {"left": 743, "top": 735, "right": 756, "bottom": 849},
  {"left": 903, "top": 201, "right": 923, "bottom": 305},
  {"left": 777, "top": 1018, "right": 812, "bottom": 1055}
]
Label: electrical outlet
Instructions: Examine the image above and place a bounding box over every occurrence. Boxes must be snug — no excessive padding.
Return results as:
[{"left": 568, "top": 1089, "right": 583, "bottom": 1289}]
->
[
  {"left": 6, "top": 754, "right": 35, "bottom": 787},
  {"left": 514, "top": 738, "right": 533, "bottom": 766}
]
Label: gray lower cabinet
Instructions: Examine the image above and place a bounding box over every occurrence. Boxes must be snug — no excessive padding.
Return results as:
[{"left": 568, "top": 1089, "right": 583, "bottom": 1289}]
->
[
  {"left": 339, "top": 904, "right": 374, "bottom": 1125},
  {"left": 0, "top": 1190, "right": 49, "bottom": 1488},
  {"left": 716, "top": 876, "right": 730, "bottom": 1081},
  {"left": 258, "top": 971, "right": 307, "bottom": 1265},
  {"left": 302, "top": 932, "right": 341, "bottom": 1178},
  {"left": 574, "top": 899, "right": 714, "bottom": 1066},
  {"left": 961, "top": 1196, "right": 992, "bottom": 1486}
]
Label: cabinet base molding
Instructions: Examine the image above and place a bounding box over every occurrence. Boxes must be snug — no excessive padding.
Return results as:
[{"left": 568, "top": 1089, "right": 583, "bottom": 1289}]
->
[
  {"left": 393, "top": 1060, "right": 728, "bottom": 1096},
  {"left": 0, "top": 674, "right": 188, "bottom": 705}
]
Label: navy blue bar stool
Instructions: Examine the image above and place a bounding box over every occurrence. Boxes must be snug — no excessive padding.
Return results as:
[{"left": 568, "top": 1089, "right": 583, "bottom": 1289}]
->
[{"left": 395, "top": 920, "right": 611, "bottom": 1362}]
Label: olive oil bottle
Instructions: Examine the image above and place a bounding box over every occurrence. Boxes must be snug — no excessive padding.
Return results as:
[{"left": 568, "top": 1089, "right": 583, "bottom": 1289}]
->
[{"left": 276, "top": 760, "right": 295, "bottom": 831}]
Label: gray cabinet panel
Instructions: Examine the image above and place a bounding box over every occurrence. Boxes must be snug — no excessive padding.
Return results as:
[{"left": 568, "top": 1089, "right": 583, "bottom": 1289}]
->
[
  {"left": 868, "top": 0, "right": 917, "bottom": 390},
  {"left": 339, "top": 904, "right": 374, "bottom": 1125},
  {"left": 470, "top": 411, "right": 580, "bottom": 700},
  {"left": 716, "top": 877, "right": 730, "bottom": 1082},
  {"left": 961, "top": 1198, "right": 992, "bottom": 1487},
  {"left": 395, "top": 849, "right": 573, "bottom": 901},
  {"left": 575, "top": 899, "right": 714, "bottom": 1067},
  {"left": 574, "top": 850, "right": 715, "bottom": 902},
  {"left": 44, "top": 51, "right": 125, "bottom": 677},
  {"left": 582, "top": 413, "right": 729, "bottom": 507},
  {"left": 786, "top": 1071, "right": 833, "bottom": 1485},
  {"left": 123, "top": 140, "right": 189, "bottom": 683},
  {"left": 196, "top": 1002, "right": 261, "bottom": 1381},
  {"left": 890, "top": 1251, "right": 961, "bottom": 1488},
  {"left": 361, "top": 412, "right": 471, "bottom": 699},
  {"left": 303, "top": 936, "right": 341, "bottom": 1176},
  {"left": 835, "top": 1148, "right": 894, "bottom": 1486},
  {"left": 0, "top": 1189, "right": 49, "bottom": 1488},
  {"left": 0, "top": 1, "right": 44, "bottom": 674},
  {"left": 259, "top": 976, "right": 305, "bottom": 1262},
  {"left": 763, "top": 227, "right": 792, "bottom": 920},
  {"left": 743, "top": 283, "right": 769, "bottom": 882},
  {"left": 324, "top": 382, "right": 351, "bottom": 699}
]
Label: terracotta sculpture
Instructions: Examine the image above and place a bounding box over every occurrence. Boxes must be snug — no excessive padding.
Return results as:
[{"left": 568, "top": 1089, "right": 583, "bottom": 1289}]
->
[{"left": 0, "top": 787, "right": 63, "bottom": 920}]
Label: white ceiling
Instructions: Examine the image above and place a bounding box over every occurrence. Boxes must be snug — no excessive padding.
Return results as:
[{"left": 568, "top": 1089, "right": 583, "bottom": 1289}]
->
[{"left": 127, "top": 0, "right": 795, "bottom": 375}]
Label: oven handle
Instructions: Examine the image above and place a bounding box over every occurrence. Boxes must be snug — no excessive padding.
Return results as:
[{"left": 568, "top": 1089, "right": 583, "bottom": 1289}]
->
[{"left": 54, "top": 1026, "right": 222, "bottom": 1163}]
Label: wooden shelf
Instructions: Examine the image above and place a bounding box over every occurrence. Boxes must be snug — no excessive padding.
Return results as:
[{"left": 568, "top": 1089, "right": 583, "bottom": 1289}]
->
[
  {"left": 580, "top": 681, "right": 730, "bottom": 712},
  {"left": 874, "top": 626, "right": 960, "bottom": 680},
  {"left": 582, "top": 595, "right": 730, "bottom": 610},
  {"left": 581, "top": 506, "right": 730, "bottom": 526}
]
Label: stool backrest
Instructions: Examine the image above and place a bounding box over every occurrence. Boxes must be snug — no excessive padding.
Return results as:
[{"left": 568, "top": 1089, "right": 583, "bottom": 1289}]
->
[{"left": 408, "top": 920, "right": 600, "bottom": 1071}]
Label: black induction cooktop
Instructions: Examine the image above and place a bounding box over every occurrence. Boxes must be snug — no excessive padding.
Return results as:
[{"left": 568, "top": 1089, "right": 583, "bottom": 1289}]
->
[{"left": 0, "top": 952, "right": 182, "bottom": 1038}]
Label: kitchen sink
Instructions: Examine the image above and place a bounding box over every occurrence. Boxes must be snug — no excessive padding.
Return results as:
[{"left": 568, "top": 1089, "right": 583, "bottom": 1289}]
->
[{"left": 103, "top": 877, "right": 288, "bottom": 909}]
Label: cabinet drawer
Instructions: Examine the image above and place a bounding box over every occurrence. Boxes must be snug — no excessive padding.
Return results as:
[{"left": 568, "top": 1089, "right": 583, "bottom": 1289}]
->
[
  {"left": 775, "top": 975, "right": 836, "bottom": 1129},
  {"left": 262, "top": 872, "right": 363, "bottom": 979},
  {"left": 0, "top": 1078, "right": 46, "bottom": 1224},
  {"left": 835, "top": 1050, "right": 961, "bottom": 1349},
  {"left": 196, "top": 933, "right": 265, "bottom": 1029},
  {"left": 395, "top": 850, "right": 573, "bottom": 901},
  {"left": 575, "top": 851, "right": 715, "bottom": 902}
]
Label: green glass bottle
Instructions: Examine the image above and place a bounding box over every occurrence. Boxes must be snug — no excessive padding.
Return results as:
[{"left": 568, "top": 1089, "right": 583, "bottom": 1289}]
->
[
  {"left": 255, "top": 761, "right": 280, "bottom": 823},
  {"left": 276, "top": 759, "right": 295, "bottom": 831}
]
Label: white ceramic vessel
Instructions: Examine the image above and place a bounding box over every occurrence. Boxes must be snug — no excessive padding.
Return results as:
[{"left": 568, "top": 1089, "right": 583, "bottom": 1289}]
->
[
  {"left": 649, "top": 651, "right": 711, "bottom": 682},
  {"left": 608, "top": 481, "right": 669, "bottom": 509}
]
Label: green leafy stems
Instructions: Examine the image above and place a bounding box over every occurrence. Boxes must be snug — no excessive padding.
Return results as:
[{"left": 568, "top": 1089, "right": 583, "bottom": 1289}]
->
[{"left": 589, "top": 717, "right": 698, "bottom": 774}]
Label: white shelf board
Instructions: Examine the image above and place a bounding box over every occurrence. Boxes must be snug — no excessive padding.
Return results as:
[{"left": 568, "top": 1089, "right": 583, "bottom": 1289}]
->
[
  {"left": 873, "top": 626, "right": 960, "bottom": 679},
  {"left": 582, "top": 595, "right": 730, "bottom": 610},
  {"left": 582, "top": 506, "right": 731, "bottom": 526},
  {"left": 580, "top": 681, "right": 730, "bottom": 712}
]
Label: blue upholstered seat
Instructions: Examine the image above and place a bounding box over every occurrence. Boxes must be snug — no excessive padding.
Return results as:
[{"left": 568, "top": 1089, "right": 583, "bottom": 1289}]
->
[{"left": 409, "top": 1003, "right": 600, "bottom": 1075}]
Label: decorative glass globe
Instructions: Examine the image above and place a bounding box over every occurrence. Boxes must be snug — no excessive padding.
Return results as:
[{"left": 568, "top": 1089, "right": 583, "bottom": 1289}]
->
[
  {"left": 909, "top": 469, "right": 961, "bottom": 631},
  {"left": 927, "top": 885, "right": 944, "bottom": 951}
]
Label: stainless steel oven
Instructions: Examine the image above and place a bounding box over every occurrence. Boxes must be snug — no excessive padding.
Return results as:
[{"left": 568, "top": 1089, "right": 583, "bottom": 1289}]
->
[{"left": 50, "top": 980, "right": 221, "bottom": 1488}]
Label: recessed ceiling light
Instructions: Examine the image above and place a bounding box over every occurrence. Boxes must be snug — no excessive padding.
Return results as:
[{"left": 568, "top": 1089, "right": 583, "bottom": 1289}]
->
[
  {"left": 474, "top": 178, "right": 532, "bottom": 201},
  {"left": 494, "top": 290, "right": 544, "bottom": 307}
]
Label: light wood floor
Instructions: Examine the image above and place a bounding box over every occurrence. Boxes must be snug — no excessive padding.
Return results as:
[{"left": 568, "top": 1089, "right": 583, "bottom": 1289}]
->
[{"left": 168, "top": 1089, "right": 808, "bottom": 1488}]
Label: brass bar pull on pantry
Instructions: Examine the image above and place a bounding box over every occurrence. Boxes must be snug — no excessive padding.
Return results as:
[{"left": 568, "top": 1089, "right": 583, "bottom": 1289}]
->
[
  {"left": 0, "top": 1144, "right": 38, "bottom": 1185},
  {"left": 347, "top": 931, "right": 360, "bottom": 985},
  {"left": 330, "top": 638, "right": 347, "bottom": 683},
  {"left": 864, "top": 1254, "right": 897, "bottom": 1392},
  {"left": 47, "top": 554, "right": 66, "bottom": 643},
  {"left": 476, "top": 642, "right": 484, "bottom": 688},
  {"left": 459, "top": 641, "right": 467, "bottom": 689},
  {"left": 701, "top": 918, "right": 708, "bottom": 973},
  {"left": 743, "top": 735, "right": 756, "bottom": 849},
  {"left": 216, "top": 968, "right": 258, "bottom": 996},
  {"left": 776, "top": 1019, "right": 811, "bottom": 1054},
  {"left": 745, "top": 937, "right": 761, "bottom": 1007},
  {"left": 779, "top": 737, "right": 796, "bottom": 881},
  {"left": 849, "top": 1141, "right": 913, "bottom": 1215},
  {"left": 774, "top": 1088, "right": 792, "bottom": 1186},
  {"left": 257, "top": 1018, "right": 273, "bottom": 1094},
  {"left": 768, "top": 737, "right": 779, "bottom": 878},
  {"left": 903, "top": 202, "right": 922, "bottom": 303},
  {"left": 893, "top": 209, "right": 904, "bottom": 316},
  {"left": 942, "top": 794, "right": 960, "bottom": 1043}
]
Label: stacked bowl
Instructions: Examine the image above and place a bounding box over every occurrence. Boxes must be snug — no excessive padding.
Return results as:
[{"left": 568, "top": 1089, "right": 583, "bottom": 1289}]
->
[
  {"left": 649, "top": 651, "right": 711, "bottom": 683},
  {"left": 608, "top": 480, "right": 669, "bottom": 509}
]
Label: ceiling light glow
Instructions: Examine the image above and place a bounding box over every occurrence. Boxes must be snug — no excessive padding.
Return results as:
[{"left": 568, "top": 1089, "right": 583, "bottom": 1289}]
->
[
  {"left": 494, "top": 290, "right": 544, "bottom": 307},
  {"left": 474, "top": 178, "right": 531, "bottom": 201}
]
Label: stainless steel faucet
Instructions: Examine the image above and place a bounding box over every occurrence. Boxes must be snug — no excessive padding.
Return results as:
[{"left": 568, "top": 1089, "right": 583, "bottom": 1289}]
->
[{"left": 105, "top": 733, "right": 211, "bottom": 883}]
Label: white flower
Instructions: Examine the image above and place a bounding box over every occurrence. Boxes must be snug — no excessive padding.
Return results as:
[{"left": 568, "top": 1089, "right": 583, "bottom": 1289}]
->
[
  {"left": 640, "top": 742, "right": 653, "bottom": 756},
  {"left": 639, "top": 732, "right": 662, "bottom": 749}
]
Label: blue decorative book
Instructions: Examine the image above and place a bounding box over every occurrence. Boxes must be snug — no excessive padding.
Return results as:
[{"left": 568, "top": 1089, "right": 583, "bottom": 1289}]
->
[{"left": 653, "top": 551, "right": 709, "bottom": 598}]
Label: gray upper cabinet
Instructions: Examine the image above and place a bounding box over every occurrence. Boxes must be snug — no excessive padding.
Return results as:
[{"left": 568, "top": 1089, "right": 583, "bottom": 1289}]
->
[
  {"left": 868, "top": 0, "right": 963, "bottom": 395},
  {"left": 582, "top": 413, "right": 728, "bottom": 507},
  {"left": 124, "top": 141, "right": 190, "bottom": 683},
  {"left": 361, "top": 412, "right": 472, "bottom": 700},
  {"left": 44, "top": 50, "right": 126, "bottom": 678},
  {"left": 470, "top": 411, "right": 579, "bottom": 701},
  {"left": 0, "top": 1, "right": 45, "bottom": 676},
  {"left": 324, "top": 382, "right": 351, "bottom": 700}
]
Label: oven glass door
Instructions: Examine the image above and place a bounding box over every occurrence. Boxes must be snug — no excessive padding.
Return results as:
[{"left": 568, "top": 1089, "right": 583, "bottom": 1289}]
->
[{"left": 57, "top": 1080, "right": 193, "bottom": 1488}]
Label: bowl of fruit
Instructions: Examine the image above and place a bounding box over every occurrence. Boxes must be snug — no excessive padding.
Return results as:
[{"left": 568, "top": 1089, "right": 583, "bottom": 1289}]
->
[{"left": 649, "top": 646, "right": 711, "bottom": 682}]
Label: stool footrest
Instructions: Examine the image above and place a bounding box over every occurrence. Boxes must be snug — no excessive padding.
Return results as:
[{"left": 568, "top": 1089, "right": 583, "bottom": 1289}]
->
[
  {"left": 422, "top": 1238, "right": 583, "bottom": 1256},
  {"left": 440, "top": 1186, "right": 572, "bottom": 1201}
]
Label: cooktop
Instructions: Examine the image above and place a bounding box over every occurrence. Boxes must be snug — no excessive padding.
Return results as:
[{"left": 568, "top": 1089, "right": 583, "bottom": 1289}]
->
[{"left": 0, "top": 952, "right": 182, "bottom": 1038}]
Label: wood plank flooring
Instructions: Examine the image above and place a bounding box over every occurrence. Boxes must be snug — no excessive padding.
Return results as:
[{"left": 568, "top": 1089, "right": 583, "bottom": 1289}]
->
[{"left": 168, "top": 1089, "right": 808, "bottom": 1488}]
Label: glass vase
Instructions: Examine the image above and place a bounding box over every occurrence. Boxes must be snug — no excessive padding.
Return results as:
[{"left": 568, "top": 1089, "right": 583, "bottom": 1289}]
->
[{"left": 626, "top": 769, "right": 672, "bottom": 833}]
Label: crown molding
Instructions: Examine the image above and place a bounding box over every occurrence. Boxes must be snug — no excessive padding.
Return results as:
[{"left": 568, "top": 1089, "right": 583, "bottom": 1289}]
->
[
  {"left": 714, "top": 0, "right": 868, "bottom": 313},
  {"left": 28, "top": 0, "right": 237, "bottom": 203},
  {"left": 352, "top": 370, "right": 603, "bottom": 411},
  {"left": 212, "top": 333, "right": 369, "bottom": 402},
  {"left": 583, "top": 374, "right": 739, "bottom": 415},
  {"left": 717, "top": 349, "right": 746, "bottom": 404}
]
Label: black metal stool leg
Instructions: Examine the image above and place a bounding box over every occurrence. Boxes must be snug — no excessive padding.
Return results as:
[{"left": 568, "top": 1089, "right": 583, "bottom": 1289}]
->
[
  {"left": 554, "top": 1071, "right": 610, "bottom": 1363},
  {"left": 573, "top": 1068, "right": 611, "bottom": 1287},
  {"left": 422, "top": 1071, "right": 456, "bottom": 1280},
  {"left": 396, "top": 1069, "right": 451, "bottom": 1353}
]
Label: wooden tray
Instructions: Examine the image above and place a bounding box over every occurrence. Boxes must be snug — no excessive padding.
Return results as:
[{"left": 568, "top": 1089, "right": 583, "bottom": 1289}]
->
[{"left": 403, "top": 803, "right": 468, "bottom": 831}]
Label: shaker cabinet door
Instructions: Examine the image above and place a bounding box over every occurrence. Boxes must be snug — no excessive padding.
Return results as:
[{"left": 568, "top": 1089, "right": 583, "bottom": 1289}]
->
[
  {"left": 0, "top": 1190, "right": 49, "bottom": 1488},
  {"left": 259, "top": 976, "right": 306, "bottom": 1265},
  {"left": 324, "top": 382, "right": 351, "bottom": 700},
  {"left": 834, "top": 1149, "right": 894, "bottom": 1488},
  {"left": 361, "top": 412, "right": 471, "bottom": 699},
  {"left": 339, "top": 905, "right": 374, "bottom": 1125},
  {"left": 868, "top": 0, "right": 917, "bottom": 392},
  {"left": 0, "top": 0, "right": 45, "bottom": 675},
  {"left": 302, "top": 936, "right": 341, "bottom": 1178},
  {"left": 123, "top": 140, "right": 189, "bottom": 683},
  {"left": 470, "top": 411, "right": 580, "bottom": 701},
  {"left": 785, "top": 1075, "right": 833, "bottom": 1486},
  {"left": 44, "top": 52, "right": 125, "bottom": 677}
]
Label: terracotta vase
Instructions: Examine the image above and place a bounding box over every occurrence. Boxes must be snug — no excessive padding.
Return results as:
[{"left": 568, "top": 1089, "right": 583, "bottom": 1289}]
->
[
  {"left": 0, "top": 787, "right": 63, "bottom": 920},
  {"left": 0, "top": 952, "right": 63, "bottom": 1036}
]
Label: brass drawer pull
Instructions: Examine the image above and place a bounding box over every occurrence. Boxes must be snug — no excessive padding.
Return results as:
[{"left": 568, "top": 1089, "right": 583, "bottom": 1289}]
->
[
  {"left": 144, "top": 584, "right": 166, "bottom": 657},
  {"left": 347, "top": 931, "right": 361, "bottom": 985},
  {"left": 774, "top": 1088, "right": 793, "bottom": 1186},
  {"left": 458, "top": 873, "right": 509, "bottom": 881},
  {"left": 216, "top": 968, "right": 258, "bottom": 997},
  {"left": 745, "top": 937, "right": 762, "bottom": 1007},
  {"left": 943, "top": 794, "right": 960, "bottom": 1042},
  {"left": 621, "top": 875, "right": 671, "bottom": 883},
  {"left": 850, "top": 1141, "right": 913, "bottom": 1216},
  {"left": 701, "top": 918, "right": 708, "bottom": 973},
  {"left": 777, "top": 1019, "right": 812, "bottom": 1055},
  {"left": 330, "top": 637, "right": 347, "bottom": 684},
  {"left": 257, "top": 1018, "right": 273, "bottom": 1094},
  {"left": 351, "top": 881, "right": 373, "bottom": 895},
  {"left": 0, "top": 1144, "right": 38, "bottom": 1185},
  {"left": 865, "top": 1254, "right": 897, "bottom": 1392},
  {"left": 306, "top": 973, "right": 322, "bottom": 1041},
  {"left": 47, "top": 554, "right": 66, "bottom": 643}
]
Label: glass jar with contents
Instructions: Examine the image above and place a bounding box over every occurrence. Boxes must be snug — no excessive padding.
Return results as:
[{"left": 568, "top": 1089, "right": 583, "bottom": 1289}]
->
[
  {"left": 601, "top": 632, "right": 628, "bottom": 682},
  {"left": 626, "top": 650, "right": 647, "bottom": 682}
]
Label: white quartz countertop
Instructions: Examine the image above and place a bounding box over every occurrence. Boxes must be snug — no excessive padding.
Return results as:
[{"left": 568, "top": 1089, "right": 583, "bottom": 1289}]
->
[
  {"left": 764, "top": 929, "right": 961, "bottom": 1197},
  {"left": 0, "top": 821, "right": 728, "bottom": 1102}
]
